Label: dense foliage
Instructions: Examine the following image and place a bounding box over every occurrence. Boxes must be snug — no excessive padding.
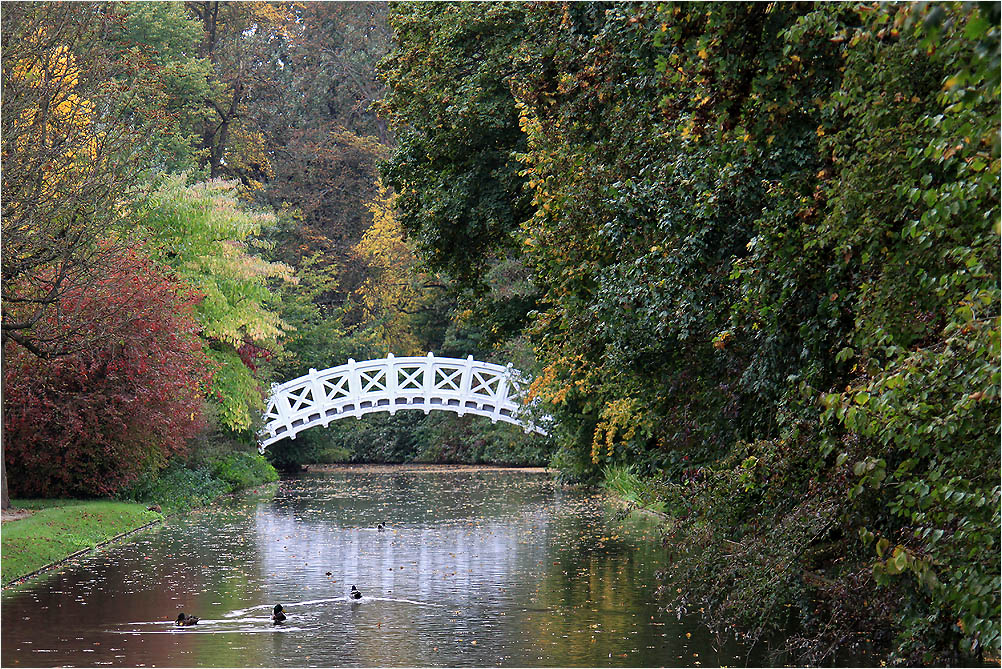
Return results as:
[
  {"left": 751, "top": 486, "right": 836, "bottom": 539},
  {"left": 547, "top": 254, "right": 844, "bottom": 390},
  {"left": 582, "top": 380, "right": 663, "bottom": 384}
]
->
[
  {"left": 4, "top": 250, "right": 211, "bottom": 497},
  {"left": 287, "top": 411, "right": 552, "bottom": 467},
  {"left": 379, "top": 1, "right": 999, "bottom": 663}
]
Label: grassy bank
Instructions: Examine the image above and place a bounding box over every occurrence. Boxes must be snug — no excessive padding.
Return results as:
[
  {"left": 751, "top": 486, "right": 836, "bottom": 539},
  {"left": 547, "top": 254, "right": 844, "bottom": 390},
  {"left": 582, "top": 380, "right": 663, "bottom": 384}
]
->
[
  {"left": 2, "top": 500, "right": 162, "bottom": 584},
  {"left": 3, "top": 452, "right": 280, "bottom": 586}
]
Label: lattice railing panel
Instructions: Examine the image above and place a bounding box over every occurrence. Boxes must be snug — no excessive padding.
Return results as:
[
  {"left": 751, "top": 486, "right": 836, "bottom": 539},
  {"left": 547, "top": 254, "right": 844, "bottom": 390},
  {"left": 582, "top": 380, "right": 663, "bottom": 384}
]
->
[{"left": 259, "top": 353, "right": 547, "bottom": 451}]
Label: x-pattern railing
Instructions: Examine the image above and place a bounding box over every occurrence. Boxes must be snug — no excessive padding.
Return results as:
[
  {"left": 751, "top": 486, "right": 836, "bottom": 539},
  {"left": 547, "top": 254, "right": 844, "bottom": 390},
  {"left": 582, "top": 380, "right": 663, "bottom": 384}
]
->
[{"left": 259, "top": 353, "right": 546, "bottom": 451}]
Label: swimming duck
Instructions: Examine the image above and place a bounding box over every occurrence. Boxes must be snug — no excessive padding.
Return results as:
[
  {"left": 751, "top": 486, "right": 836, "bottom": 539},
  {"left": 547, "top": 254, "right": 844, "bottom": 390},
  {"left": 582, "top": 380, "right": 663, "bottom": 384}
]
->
[
  {"left": 349, "top": 585, "right": 362, "bottom": 600},
  {"left": 272, "top": 604, "right": 286, "bottom": 624},
  {"left": 175, "top": 612, "right": 199, "bottom": 626},
  {"left": 376, "top": 522, "right": 385, "bottom": 532}
]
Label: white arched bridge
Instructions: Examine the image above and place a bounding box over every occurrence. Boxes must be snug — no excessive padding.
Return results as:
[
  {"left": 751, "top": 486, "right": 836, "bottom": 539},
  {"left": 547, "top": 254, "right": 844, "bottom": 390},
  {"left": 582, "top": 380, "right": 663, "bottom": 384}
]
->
[{"left": 259, "top": 353, "right": 547, "bottom": 452}]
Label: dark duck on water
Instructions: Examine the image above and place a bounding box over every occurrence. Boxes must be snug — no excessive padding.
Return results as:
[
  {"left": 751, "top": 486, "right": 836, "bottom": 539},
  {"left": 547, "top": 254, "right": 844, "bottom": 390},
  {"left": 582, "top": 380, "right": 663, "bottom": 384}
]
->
[
  {"left": 175, "top": 612, "right": 199, "bottom": 626},
  {"left": 349, "top": 585, "right": 362, "bottom": 600},
  {"left": 272, "top": 604, "right": 286, "bottom": 623}
]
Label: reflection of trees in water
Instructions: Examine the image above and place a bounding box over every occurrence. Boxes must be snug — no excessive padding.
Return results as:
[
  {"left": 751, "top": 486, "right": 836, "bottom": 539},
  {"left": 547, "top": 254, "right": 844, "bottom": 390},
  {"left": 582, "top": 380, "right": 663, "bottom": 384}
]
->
[
  {"left": 265, "top": 470, "right": 557, "bottom": 526},
  {"left": 0, "top": 514, "right": 272, "bottom": 667}
]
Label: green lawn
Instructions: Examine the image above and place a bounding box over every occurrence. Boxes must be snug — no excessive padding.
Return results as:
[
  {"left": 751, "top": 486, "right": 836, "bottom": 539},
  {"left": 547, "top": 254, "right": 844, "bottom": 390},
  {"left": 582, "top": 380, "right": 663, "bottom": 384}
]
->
[{"left": 2, "top": 499, "right": 162, "bottom": 584}]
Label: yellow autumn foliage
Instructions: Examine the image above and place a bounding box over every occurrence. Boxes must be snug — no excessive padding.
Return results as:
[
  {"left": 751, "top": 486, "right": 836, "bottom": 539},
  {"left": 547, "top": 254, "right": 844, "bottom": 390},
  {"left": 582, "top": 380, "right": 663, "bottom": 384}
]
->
[
  {"left": 352, "top": 182, "right": 428, "bottom": 354},
  {"left": 591, "top": 397, "right": 640, "bottom": 464},
  {"left": 8, "top": 34, "right": 100, "bottom": 200}
]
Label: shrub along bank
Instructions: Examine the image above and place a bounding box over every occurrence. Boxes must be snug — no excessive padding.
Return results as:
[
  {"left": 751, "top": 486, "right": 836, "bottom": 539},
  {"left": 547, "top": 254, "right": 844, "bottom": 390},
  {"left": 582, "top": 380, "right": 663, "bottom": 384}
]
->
[{"left": 117, "top": 451, "right": 278, "bottom": 514}]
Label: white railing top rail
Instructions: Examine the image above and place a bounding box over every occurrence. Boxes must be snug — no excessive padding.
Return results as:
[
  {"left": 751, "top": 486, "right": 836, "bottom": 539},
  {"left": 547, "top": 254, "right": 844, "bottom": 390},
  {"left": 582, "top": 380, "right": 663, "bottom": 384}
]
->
[{"left": 259, "top": 352, "right": 548, "bottom": 451}]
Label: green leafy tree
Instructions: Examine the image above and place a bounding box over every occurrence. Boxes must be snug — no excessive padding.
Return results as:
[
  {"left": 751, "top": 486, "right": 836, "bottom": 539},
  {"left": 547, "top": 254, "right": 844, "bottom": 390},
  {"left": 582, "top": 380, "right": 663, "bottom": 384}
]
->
[
  {"left": 378, "top": 2, "right": 533, "bottom": 288},
  {"left": 378, "top": 1, "right": 999, "bottom": 662},
  {"left": 134, "top": 175, "right": 295, "bottom": 433},
  {"left": 114, "top": 2, "right": 215, "bottom": 173}
]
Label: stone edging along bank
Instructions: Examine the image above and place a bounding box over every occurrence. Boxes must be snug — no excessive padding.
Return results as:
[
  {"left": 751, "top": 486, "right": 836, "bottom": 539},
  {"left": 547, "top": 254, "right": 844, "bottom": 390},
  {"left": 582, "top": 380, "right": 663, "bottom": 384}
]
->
[
  {"left": 2, "top": 515, "right": 166, "bottom": 589},
  {"left": 2, "top": 481, "right": 281, "bottom": 589}
]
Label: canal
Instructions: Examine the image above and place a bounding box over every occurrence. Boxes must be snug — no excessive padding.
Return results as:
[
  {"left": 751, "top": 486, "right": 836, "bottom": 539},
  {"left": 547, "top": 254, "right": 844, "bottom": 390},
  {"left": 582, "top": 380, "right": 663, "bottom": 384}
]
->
[{"left": 2, "top": 467, "right": 764, "bottom": 667}]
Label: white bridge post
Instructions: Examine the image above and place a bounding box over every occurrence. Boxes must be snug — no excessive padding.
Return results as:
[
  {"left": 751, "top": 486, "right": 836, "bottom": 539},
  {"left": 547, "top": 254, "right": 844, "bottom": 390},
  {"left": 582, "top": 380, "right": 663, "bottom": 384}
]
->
[
  {"left": 457, "top": 355, "right": 474, "bottom": 416},
  {"left": 423, "top": 352, "right": 434, "bottom": 413},
  {"left": 492, "top": 364, "right": 512, "bottom": 424},
  {"left": 347, "top": 358, "right": 361, "bottom": 420},
  {"left": 306, "top": 368, "right": 324, "bottom": 426},
  {"left": 386, "top": 353, "right": 397, "bottom": 414}
]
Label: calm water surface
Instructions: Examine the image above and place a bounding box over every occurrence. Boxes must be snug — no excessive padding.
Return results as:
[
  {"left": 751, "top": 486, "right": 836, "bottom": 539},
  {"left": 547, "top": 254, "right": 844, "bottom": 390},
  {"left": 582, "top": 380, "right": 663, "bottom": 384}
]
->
[{"left": 2, "top": 468, "right": 765, "bottom": 667}]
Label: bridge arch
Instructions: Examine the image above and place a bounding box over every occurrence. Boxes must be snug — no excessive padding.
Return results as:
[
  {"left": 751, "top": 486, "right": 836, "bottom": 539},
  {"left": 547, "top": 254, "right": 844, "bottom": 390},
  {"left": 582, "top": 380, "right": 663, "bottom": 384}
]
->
[{"left": 259, "top": 353, "right": 546, "bottom": 452}]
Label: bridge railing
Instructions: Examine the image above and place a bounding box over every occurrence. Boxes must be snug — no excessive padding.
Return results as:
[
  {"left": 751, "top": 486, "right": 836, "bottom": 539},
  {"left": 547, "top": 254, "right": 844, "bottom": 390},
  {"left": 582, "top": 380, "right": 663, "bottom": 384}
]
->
[{"left": 260, "top": 353, "right": 545, "bottom": 450}]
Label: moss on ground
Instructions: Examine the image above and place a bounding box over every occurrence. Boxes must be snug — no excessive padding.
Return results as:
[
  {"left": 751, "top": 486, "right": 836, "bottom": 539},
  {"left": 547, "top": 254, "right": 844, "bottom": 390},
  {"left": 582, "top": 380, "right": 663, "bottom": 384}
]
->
[{"left": 2, "top": 500, "right": 162, "bottom": 584}]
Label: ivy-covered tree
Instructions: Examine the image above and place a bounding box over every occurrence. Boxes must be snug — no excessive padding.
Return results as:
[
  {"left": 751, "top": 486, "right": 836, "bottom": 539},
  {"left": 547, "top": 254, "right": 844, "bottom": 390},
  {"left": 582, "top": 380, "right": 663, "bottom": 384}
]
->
[{"left": 378, "top": 1, "right": 999, "bottom": 663}]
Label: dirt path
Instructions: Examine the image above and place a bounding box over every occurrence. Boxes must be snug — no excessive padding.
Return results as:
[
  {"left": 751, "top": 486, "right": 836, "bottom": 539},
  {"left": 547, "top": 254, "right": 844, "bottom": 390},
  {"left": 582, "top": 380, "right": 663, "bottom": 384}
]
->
[{"left": 1, "top": 508, "right": 35, "bottom": 523}]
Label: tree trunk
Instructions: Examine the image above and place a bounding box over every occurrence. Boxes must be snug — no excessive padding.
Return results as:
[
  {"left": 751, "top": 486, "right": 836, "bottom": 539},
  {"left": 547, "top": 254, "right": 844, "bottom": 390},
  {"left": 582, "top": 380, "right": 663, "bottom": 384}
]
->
[
  {"left": 1, "top": 445, "right": 9, "bottom": 510},
  {"left": 2, "top": 368, "right": 9, "bottom": 510}
]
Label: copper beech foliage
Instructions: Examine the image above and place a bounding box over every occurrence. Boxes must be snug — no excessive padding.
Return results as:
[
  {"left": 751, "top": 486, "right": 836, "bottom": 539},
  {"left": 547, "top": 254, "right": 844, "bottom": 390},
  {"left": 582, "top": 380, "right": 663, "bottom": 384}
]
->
[{"left": 4, "top": 250, "right": 212, "bottom": 498}]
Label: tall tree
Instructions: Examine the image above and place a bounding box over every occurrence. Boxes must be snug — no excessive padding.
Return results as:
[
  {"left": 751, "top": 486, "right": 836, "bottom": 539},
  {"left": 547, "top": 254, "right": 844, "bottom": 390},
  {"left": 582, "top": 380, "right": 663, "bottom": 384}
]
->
[
  {"left": 1, "top": 3, "right": 156, "bottom": 358},
  {"left": 184, "top": 1, "right": 292, "bottom": 179},
  {"left": 1, "top": 3, "right": 170, "bottom": 509},
  {"left": 377, "top": 2, "right": 532, "bottom": 287}
]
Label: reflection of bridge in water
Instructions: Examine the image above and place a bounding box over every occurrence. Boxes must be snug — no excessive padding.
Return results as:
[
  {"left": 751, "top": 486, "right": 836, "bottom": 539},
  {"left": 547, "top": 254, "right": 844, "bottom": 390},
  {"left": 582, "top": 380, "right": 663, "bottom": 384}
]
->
[
  {"left": 253, "top": 506, "right": 550, "bottom": 609},
  {"left": 260, "top": 353, "right": 547, "bottom": 451}
]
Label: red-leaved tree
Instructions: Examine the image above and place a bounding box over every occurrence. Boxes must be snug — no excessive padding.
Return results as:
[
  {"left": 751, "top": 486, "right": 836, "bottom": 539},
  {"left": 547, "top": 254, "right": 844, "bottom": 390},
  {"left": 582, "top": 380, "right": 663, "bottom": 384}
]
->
[{"left": 3, "top": 250, "right": 213, "bottom": 497}]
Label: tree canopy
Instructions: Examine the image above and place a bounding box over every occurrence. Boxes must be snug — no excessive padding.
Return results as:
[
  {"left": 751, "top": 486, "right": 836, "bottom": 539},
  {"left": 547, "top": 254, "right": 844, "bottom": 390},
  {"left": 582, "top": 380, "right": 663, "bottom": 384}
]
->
[{"left": 378, "top": 2, "right": 1000, "bottom": 663}]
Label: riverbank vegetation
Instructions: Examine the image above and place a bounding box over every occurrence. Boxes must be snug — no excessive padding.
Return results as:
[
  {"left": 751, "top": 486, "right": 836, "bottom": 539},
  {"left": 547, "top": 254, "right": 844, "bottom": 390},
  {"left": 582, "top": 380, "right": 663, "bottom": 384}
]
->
[{"left": 378, "top": 2, "right": 999, "bottom": 664}]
